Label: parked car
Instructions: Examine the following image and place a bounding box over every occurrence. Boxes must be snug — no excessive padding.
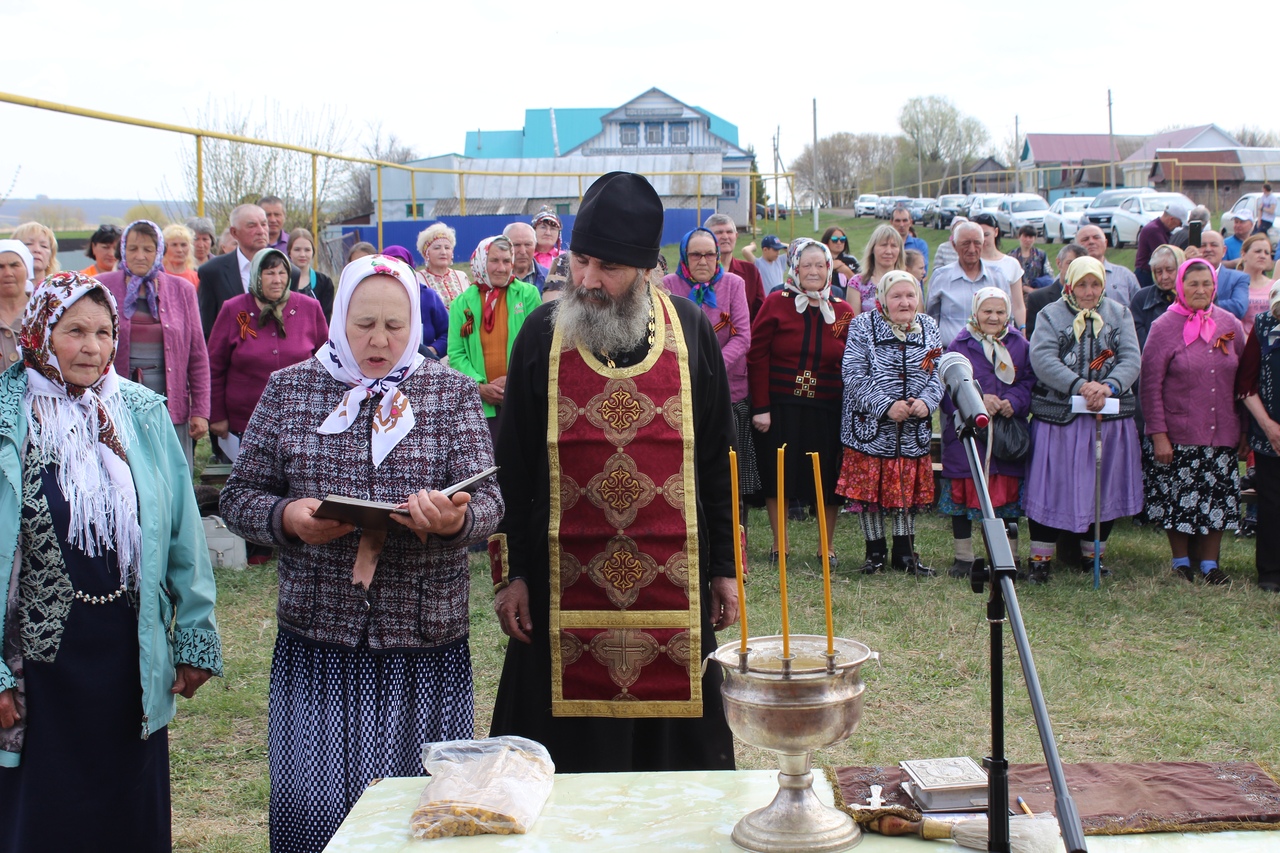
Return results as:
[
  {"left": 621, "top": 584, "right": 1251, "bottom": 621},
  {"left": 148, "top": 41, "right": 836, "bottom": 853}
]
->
[
  {"left": 928, "top": 194, "right": 968, "bottom": 229},
  {"left": 877, "top": 196, "right": 909, "bottom": 218},
  {"left": 1043, "top": 196, "right": 1092, "bottom": 243},
  {"left": 907, "top": 197, "right": 933, "bottom": 223},
  {"left": 1080, "top": 187, "right": 1155, "bottom": 243},
  {"left": 1109, "top": 192, "right": 1194, "bottom": 248},
  {"left": 855, "top": 194, "right": 880, "bottom": 217},
  {"left": 993, "top": 193, "right": 1049, "bottom": 237},
  {"left": 967, "top": 194, "right": 1003, "bottom": 219},
  {"left": 1220, "top": 192, "right": 1279, "bottom": 245},
  {"left": 756, "top": 202, "right": 788, "bottom": 220}
]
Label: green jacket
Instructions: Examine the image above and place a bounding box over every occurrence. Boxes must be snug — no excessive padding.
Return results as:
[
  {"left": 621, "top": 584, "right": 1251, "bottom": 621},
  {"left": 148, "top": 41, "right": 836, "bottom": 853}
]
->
[
  {"left": 447, "top": 282, "right": 541, "bottom": 418},
  {"left": 0, "top": 364, "right": 222, "bottom": 767}
]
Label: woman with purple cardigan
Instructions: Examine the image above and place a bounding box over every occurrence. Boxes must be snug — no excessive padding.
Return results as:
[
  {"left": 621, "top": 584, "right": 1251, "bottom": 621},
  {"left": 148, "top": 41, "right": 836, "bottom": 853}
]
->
[
  {"left": 938, "top": 287, "right": 1035, "bottom": 578},
  {"left": 663, "top": 228, "right": 759, "bottom": 503},
  {"left": 96, "top": 219, "right": 210, "bottom": 471},
  {"left": 208, "top": 248, "right": 328, "bottom": 439}
]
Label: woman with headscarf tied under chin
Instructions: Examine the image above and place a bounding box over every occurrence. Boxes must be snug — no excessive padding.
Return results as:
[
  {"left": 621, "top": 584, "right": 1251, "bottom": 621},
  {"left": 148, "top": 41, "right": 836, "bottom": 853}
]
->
[
  {"left": 0, "top": 273, "right": 222, "bottom": 852},
  {"left": 218, "top": 254, "right": 503, "bottom": 853},
  {"left": 95, "top": 219, "right": 210, "bottom": 472},
  {"left": 748, "top": 238, "right": 855, "bottom": 567},
  {"left": 1141, "top": 259, "right": 1244, "bottom": 586},
  {"left": 937, "top": 286, "right": 1036, "bottom": 579},
  {"left": 836, "top": 269, "right": 943, "bottom": 577},
  {"left": 1025, "top": 256, "right": 1143, "bottom": 583}
]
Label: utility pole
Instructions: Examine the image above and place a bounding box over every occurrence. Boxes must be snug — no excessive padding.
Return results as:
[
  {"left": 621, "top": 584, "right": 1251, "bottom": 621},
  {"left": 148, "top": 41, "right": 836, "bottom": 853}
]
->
[
  {"left": 773, "top": 125, "right": 782, "bottom": 220},
  {"left": 916, "top": 126, "right": 924, "bottom": 197},
  {"left": 1014, "top": 115, "right": 1020, "bottom": 193},
  {"left": 812, "top": 98, "right": 820, "bottom": 233},
  {"left": 1107, "top": 89, "right": 1117, "bottom": 189}
]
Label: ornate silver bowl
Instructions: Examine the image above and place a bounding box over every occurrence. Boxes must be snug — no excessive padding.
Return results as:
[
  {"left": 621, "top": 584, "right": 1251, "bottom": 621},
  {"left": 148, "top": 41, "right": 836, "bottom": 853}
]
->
[{"left": 712, "top": 635, "right": 872, "bottom": 853}]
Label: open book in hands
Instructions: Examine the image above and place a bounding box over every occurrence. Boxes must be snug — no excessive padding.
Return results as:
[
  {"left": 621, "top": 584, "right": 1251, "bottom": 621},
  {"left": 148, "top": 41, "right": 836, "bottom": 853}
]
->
[{"left": 312, "top": 466, "right": 499, "bottom": 530}]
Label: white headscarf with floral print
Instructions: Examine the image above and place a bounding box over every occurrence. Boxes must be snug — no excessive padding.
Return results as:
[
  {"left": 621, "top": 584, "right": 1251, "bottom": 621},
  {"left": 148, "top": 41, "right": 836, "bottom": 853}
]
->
[{"left": 315, "top": 255, "right": 425, "bottom": 467}]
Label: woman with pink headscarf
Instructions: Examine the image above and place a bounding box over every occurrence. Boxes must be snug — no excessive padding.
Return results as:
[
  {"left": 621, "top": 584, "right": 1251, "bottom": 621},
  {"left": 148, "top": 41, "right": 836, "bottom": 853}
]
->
[{"left": 1140, "top": 258, "right": 1245, "bottom": 586}]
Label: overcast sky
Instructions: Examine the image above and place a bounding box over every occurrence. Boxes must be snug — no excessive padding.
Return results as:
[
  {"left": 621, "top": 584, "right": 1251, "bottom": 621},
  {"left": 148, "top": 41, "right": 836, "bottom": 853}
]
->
[{"left": 1, "top": 1, "right": 1266, "bottom": 201}]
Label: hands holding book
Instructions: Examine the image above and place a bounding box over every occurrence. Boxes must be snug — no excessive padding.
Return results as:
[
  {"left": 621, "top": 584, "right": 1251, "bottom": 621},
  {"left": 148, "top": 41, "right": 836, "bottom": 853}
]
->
[{"left": 391, "top": 489, "right": 471, "bottom": 542}]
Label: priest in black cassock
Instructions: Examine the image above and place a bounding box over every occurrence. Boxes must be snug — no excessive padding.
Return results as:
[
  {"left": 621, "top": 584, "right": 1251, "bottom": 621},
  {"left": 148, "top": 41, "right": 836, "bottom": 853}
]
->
[{"left": 487, "top": 172, "right": 739, "bottom": 772}]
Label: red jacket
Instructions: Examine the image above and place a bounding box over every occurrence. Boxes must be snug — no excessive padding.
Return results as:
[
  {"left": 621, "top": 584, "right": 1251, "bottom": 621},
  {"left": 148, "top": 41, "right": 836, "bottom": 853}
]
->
[
  {"left": 729, "top": 258, "right": 765, "bottom": 320},
  {"left": 748, "top": 290, "right": 855, "bottom": 412}
]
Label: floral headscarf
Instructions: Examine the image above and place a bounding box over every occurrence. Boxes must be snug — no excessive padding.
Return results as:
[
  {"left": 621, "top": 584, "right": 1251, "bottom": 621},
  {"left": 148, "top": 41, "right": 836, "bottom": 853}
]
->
[
  {"left": 315, "top": 255, "right": 425, "bottom": 467},
  {"left": 470, "top": 236, "right": 514, "bottom": 333},
  {"left": 783, "top": 239, "right": 836, "bottom": 324},
  {"left": 1168, "top": 258, "right": 1218, "bottom": 347},
  {"left": 1062, "top": 256, "right": 1107, "bottom": 340},
  {"left": 248, "top": 248, "right": 292, "bottom": 336},
  {"left": 20, "top": 272, "right": 141, "bottom": 583},
  {"left": 677, "top": 227, "right": 724, "bottom": 307},
  {"left": 966, "top": 286, "right": 1015, "bottom": 384},
  {"left": 118, "top": 219, "right": 166, "bottom": 319}
]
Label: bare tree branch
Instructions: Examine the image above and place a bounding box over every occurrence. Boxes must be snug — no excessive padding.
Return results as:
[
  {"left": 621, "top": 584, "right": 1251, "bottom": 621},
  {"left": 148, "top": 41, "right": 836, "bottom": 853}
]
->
[{"left": 167, "top": 98, "right": 355, "bottom": 232}]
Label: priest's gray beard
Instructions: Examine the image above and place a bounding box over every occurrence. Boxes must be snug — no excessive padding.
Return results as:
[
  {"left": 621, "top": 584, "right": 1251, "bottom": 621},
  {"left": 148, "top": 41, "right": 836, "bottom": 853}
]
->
[{"left": 553, "top": 270, "right": 652, "bottom": 355}]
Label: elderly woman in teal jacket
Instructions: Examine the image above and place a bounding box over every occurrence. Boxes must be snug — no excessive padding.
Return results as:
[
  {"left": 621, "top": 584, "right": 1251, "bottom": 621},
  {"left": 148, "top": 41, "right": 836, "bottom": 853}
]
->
[
  {"left": 0, "top": 272, "right": 221, "bottom": 852},
  {"left": 447, "top": 236, "right": 541, "bottom": 440}
]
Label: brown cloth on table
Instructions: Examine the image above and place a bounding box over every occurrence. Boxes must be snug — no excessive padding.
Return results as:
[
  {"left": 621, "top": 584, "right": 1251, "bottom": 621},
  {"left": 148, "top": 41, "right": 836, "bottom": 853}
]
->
[{"left": 832, "top": 761, "right": 1280, "bottom": 835}]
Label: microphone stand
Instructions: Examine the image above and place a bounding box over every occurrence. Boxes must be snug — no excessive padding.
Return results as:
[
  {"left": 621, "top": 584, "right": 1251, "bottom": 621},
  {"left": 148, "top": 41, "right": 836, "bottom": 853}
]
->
[{"left": 954, "top": 412, "right": 1087, "bottom": 853}]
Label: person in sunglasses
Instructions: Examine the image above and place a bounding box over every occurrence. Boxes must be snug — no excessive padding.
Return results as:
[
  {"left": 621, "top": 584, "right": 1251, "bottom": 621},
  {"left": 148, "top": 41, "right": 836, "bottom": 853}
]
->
[{"left": 820, "top": 226, "right": 860, "bottom": 300}]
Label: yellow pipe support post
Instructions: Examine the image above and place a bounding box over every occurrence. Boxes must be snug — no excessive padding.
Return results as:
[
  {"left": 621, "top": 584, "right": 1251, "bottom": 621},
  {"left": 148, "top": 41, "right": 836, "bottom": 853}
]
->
[
  {"left": 458, "top": 172, "right": 466, "bottom": 217},
  {"left": 311, "top": 154, "right": 318, "bottom": 240},
  {"left": 195, "top": 135, "right": 204, "bottom": 218},
  {"left": 696, "top": 174, "right": 702, "bottom": 227},
  {"left": 577, "top": 174, "right": 583, "bottom": 207},
  {"left": 410, "top": 166, "right": 417, "bottom": 220},
  {"left": 376, "top": 166, "right": 383, "bottom": 251}
]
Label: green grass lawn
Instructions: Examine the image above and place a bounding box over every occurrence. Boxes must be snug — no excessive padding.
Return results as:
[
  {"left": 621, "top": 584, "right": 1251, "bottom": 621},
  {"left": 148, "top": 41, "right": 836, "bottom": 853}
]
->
[
  {"left": 166, "top": 225, "right": 1277, "bottom": 851},
  {"left": 169, "top": 502, "right": 1279, "bottom": 851}
]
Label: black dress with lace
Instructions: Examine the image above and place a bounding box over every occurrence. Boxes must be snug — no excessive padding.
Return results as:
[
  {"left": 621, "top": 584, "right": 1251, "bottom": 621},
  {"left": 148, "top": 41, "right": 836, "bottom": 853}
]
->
[{"left": 0, "top": 458, "right": 169, "bottom": 853}]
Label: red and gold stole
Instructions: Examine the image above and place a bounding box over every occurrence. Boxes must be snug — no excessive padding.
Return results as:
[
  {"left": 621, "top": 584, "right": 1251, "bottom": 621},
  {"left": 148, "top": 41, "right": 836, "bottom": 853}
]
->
[{"left": 546, "top": 286, "right": 701, "bottom": 717}]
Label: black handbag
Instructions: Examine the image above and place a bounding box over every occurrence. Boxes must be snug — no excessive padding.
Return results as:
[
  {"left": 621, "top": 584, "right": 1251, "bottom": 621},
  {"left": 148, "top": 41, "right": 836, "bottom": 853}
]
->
[{"left": 986, "top": 414, "right": 1030, "bottom": 462}]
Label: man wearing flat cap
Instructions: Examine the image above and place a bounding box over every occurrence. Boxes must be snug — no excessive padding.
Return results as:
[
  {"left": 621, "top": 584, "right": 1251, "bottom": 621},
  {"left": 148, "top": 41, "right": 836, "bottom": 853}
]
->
[{"left": 487, "top": 171, "right": 739, "bottom": 772}]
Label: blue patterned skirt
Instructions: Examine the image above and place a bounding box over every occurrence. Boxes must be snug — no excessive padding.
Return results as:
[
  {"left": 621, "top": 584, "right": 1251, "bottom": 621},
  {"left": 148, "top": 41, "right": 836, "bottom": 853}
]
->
[{"left": 268, "top": 631, "right": 473, "bottom": 853}]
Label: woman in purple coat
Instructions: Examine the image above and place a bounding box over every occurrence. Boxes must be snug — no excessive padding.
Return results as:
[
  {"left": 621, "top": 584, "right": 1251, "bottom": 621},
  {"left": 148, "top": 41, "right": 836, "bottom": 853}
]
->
[
  {"left": 938, "top": 287, "right": 1035, "bottom": 578},
  {"left": 663, "top": 227, "right": 760, "bottom": 503},
  {"left": 95, "top": 219, "right": 210, "bottom": 471}
]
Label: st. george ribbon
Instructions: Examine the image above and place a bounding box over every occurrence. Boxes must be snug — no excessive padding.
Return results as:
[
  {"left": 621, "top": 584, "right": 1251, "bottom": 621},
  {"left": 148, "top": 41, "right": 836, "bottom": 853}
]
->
[{"left": 938, "top": 351, "right": 990, "bottom": 435}]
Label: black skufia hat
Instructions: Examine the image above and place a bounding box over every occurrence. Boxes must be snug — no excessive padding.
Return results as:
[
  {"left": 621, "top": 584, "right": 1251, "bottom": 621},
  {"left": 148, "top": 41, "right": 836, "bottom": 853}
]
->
[{"left": 570, "top": 172, "right": 664, "bottom": 268}]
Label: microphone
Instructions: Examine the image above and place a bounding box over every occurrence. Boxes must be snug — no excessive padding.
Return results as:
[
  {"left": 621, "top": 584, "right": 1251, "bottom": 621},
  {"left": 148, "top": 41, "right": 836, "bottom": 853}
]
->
[{"left": 938, "top": 351, "right": 990, "bottom": 434}]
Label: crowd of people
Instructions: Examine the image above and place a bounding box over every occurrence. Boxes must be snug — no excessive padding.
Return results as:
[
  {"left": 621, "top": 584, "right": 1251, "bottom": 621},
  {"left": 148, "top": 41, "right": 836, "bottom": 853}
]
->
[
  {"left": 749, "top": 203, "right": 1276, "bottom": 589},
  {"left": 0, "top": 176, "right": 1277, "bottom": 852}
]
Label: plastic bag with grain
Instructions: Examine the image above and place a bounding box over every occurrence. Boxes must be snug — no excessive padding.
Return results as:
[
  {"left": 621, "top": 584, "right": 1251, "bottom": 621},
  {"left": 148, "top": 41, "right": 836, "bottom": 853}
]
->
[{"left": 409, "top": 736, "right": 555, "bottom": 839}]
